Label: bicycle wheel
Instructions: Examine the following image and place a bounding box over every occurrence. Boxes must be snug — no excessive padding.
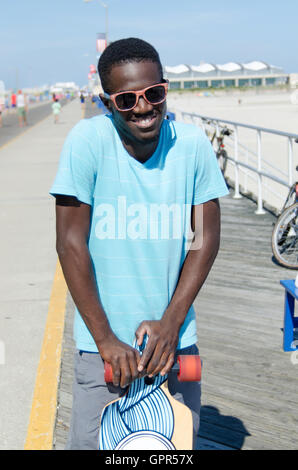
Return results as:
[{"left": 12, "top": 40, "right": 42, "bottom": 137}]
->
[{"left": 272, "top": 202, "right": 298, "bottom": 269}]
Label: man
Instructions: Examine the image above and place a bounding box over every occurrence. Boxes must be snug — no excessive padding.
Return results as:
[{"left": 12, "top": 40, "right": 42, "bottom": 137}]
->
[
  {"left": 50, "top": 37, "right": 228, "bottom": 450},
  {"left": 16, "top": 90, "right": 27, "bottom": 128}
]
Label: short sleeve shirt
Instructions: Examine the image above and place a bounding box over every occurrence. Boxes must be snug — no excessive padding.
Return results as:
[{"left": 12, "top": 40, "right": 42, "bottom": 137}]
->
[{"left": 50, "top": 115, "right": 229, "bottom": 351}]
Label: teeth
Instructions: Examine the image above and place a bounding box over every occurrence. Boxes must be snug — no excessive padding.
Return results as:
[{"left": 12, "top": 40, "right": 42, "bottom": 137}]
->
[
  {"left": 132, "top": 115, "right": 156, "bottom": 128},
  {"left": 135, "top": 116, "right": 155, "bottom": 127}
]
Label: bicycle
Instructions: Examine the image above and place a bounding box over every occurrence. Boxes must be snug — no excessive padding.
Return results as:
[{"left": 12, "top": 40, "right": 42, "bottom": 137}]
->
[
  {"left": 203, "top": 119, "right": 233, "bottom": 175},
  {"left": 271, "top": 161, "right": 298, "bottom": 269}
]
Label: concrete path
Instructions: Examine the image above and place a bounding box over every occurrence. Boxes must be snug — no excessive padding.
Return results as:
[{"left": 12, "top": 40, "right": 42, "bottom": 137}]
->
[
  {"left": 0, "top": 98, "right": 82, "bottom": 450},
  {"left": 0, "top": 98, "right": 69, "bottom": 148}
]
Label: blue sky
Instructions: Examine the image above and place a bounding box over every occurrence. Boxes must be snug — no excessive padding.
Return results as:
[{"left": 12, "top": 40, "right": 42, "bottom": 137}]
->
[{"left": 0, "top": 0, "right": 297, "bottom": 89}]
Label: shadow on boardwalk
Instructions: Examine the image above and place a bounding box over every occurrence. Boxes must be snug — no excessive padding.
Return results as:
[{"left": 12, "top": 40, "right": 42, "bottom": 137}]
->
[{"left": 198, "top": 405, "right": 250, "bottom": 450}]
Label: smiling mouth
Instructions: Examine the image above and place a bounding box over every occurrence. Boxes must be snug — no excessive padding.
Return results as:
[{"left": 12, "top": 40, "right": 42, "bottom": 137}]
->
[{"left": 131, "top": 113, "right": 157, "bottom": 129}]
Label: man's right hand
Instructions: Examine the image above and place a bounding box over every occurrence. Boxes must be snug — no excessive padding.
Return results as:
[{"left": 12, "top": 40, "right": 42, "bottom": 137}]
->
[{"left": 98, "top": 333, "right": 142, "bottom": 389}]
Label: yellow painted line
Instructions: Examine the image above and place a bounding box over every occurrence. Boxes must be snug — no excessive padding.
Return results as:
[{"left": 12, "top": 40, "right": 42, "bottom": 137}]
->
[
  {"left": 24, "top": 260, "right": 68, "bottom": 450},
  {"left": 24, "top": 100, "right": 83, "bottom": 450}
]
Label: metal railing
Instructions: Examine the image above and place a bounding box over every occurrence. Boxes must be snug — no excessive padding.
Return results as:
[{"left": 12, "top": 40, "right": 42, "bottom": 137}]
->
[{"left": 176, "top": 111, "right": 298, "bottom": 215}]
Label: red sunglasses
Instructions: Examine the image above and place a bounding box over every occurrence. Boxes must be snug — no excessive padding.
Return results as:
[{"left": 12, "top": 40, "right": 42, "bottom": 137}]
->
[{"left": 103, "top": 81, "right": 168, "bottom": 111}]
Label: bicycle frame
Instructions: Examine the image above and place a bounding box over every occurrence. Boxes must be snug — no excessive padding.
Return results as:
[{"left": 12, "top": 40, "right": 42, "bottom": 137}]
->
[
  {"left": 203, "top": 119, "right": 233, "bottom": 155},
  {"left": 279, "top": 166, "right": 298, "bottom": 215}
]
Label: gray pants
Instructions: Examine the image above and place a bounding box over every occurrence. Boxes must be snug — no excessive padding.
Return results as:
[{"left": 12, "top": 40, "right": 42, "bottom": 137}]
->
[{"left": 66, "top": 344, "right": 201, "bottom": 450}]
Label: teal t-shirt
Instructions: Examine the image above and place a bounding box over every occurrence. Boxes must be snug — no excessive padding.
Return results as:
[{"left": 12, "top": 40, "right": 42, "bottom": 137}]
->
[
  {"left": 52, "top": 101, "right": 61, "bottom": 115},
  {"left": 50, "top": 114, "right": 229, "bottom": 351}
]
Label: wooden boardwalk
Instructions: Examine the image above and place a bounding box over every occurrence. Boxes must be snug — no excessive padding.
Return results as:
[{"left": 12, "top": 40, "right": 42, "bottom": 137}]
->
[
  {"left": 53, "top": 104, "right": 298, "bottom": 450},
  {"left": 195, "top": 193, "right": 298, "bottom": 450}
]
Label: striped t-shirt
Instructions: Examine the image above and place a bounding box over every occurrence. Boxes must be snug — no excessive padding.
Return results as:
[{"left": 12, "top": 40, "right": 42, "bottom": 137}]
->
[{"left": 50, "top": 114, "right": 229, "bottom": 351}]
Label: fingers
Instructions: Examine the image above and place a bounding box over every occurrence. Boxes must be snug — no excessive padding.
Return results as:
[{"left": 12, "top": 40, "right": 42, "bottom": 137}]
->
[
  {"left": 138, "top": 339, "right": 175, "bottom": 378},
  {"left": 110, "top": 349, "right": 141, "bottom": 388},
  {"left": 146, "top": 348, "right": 175, "bottom": 378},
  {"left": 137, "top": 338, "right": 155, "bottom": 374},
  {"left": 159, "top": 352, "right": 175, "bottom": 377},
  {"left": 135, "top": 321, "right": 178, "bottom": 378},
  {"left": 135, "top": 322, "right": 150, "bottom": 348}
]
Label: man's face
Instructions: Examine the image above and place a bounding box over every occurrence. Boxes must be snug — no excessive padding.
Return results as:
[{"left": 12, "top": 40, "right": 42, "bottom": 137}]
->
[{"left": 103, "top": 61, "right": 167, "bottom": 146}]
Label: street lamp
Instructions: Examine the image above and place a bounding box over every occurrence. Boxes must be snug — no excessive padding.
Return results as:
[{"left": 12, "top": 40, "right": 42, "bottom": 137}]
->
[{"left": 84, "top": 0, "right": 109, "bottom": 44}]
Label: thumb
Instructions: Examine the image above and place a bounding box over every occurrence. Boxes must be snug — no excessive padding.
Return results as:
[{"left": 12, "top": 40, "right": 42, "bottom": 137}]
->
[{"left": 135, "top": 322, "right": 151, "bottom": 347}]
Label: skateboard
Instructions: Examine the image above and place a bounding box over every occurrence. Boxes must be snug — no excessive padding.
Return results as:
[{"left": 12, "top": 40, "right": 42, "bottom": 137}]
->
[{"left": 99, "top": 353, "right": 201, "bottom": 450}]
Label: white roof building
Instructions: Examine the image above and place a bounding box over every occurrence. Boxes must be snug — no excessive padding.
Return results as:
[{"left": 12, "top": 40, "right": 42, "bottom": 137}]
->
[
  {"left": 163, "top": 61, "right": 288, "bottom": 89},
  {"left": 164, "top": 61, "right": 283, "bottom": 77}
]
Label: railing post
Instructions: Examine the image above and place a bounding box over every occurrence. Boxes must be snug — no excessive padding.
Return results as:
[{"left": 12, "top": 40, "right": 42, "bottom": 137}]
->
[
  {"left": 288, "top": 137, "right": 293, "bottom": 186},
  {"left": 201, "top": 119, "right": 206, "bottom": 134},
  {"left": 255, "top": 130, "right": 266, "bottom": 215},
  {"left": 233, "top": 125, "right": 242, "bottom": 199},
  {"left": 177, "top": 111, "right": 298, "bottom": 215},
  {"left": 244, "top": 149, "right": 249, "bottom": 194}
]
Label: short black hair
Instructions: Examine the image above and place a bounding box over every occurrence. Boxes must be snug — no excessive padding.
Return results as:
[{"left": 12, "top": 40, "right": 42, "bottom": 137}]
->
[{"left": 98, "top": 37, "right": 163, "bottom": 93}]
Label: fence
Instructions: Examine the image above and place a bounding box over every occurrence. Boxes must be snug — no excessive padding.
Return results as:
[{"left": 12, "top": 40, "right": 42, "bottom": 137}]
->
[{"left": 174, "top": 111, "right": 298, "bottom": 215}]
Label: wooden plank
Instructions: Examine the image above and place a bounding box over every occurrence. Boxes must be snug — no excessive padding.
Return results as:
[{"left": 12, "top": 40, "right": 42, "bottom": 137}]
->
[{"left": 195, "top": 191, "right": 297, "bottom": 450}]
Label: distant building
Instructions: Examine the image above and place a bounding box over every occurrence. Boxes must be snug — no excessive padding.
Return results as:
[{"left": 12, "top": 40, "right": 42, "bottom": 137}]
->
[
  {"left": 289, "top": 74, "right": 298, "bottom": 89},
  {"left": 163, "top": 61, "right": 291, "bottom": 89},
  {"left": 50, "top": 82, "right": 79, "bottom": 95}
]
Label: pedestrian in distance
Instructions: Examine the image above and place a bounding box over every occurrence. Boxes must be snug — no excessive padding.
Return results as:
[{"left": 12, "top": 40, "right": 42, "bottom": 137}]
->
[
  {"left": 11, "top": 92, "right": 17, "bottom": 112},
  {"left": 50, "top": 37, "right": 229, "bottom": 450},
  {"left": 80, "top": 92, "right": 85, "bottom": 118},
  {"left": 16, "top": 90, "right": 27, "bottom": 128},
  {"left": 0, "top": 94, "right": 4, "bottom": 128},
  {"left": 91, "top": 94, "right": 97, "bottom": 108},
  {"left": 52, "top": 98, "right": 61, "bottom": 124},
  {"left": 5, "top": 95, "right": 10, "bottom": 114}
]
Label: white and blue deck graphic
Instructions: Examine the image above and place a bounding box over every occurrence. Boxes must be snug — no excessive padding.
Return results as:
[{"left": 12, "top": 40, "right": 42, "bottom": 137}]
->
[{"left": 99, "top": 373, "right": 176, "bottom": 450}]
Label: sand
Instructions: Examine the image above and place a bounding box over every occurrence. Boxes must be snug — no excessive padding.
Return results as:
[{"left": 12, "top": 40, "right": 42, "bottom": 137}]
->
[{"left": 167, "top": 89, "right": 298, "bottom": 212}]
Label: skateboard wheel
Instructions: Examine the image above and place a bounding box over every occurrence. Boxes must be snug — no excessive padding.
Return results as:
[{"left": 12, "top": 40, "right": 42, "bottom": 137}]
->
[
  {"left": 177, "top": 355, "right": 201, "bottom": 382},
  {"left": 104, "top": 362, "right": 113, "bottom": 383}
]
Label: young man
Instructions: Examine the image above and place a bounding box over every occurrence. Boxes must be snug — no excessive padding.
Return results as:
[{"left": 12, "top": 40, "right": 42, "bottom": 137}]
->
[{"left": 50, "top": 38, "right": 228, "bottom": 450}]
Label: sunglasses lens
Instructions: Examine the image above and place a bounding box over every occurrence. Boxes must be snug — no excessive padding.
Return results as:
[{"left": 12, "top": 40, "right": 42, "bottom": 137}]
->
[
  {"left": 115, "top": 92, "right": 137, "bottom": 111},
  {"left": 114, "top": 84, "right": 167, "bottom": 110},
  {"left": 145, "top": 85, "right": 166, "bottom": 104}
]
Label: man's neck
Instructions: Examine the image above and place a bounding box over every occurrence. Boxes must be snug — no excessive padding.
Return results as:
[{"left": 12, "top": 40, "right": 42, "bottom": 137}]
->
[
  {"left": 123, "top": 141, "right": 158, "bottom": 163},
  {"left": 119, "top": 132, "right": 160, "bottom": 164}
]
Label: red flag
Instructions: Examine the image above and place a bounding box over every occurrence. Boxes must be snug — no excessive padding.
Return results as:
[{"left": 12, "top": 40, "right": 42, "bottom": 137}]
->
[{"left": 96, "top": 33, "right": 107, "bottom": 54}]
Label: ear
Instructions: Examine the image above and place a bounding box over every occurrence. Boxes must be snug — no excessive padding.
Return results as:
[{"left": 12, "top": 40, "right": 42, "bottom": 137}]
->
[{"left": 99, "top": 94, "right": 112, "bottom": 111}]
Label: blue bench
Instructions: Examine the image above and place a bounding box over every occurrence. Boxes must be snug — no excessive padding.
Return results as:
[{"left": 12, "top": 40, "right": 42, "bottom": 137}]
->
[{"left": 280, "top": 280, "right": 298, "bottom": 351}]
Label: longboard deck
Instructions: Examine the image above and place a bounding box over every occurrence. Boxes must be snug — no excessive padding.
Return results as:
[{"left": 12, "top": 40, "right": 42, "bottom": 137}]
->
[{"left": 99, "top": 376, "right": 193, "bottom": 450}]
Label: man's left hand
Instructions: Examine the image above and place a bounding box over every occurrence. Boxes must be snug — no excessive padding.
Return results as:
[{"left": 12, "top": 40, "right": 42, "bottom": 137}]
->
[{"left": 135, "top": 318, "right": 180, "bottom": 377}]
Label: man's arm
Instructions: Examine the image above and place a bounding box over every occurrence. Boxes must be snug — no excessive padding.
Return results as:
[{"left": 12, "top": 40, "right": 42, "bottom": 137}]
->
[
  {"left": 55, "top": 195, "right": 141, "bottom": 387},
  {"left": 136, "top": 198, "right": 221, "bottom": 376}
]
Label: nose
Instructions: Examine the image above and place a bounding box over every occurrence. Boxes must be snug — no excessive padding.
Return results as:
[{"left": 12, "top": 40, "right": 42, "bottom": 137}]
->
[{"left": 133, "top": 95, "right": 153, "bottom": 114}]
